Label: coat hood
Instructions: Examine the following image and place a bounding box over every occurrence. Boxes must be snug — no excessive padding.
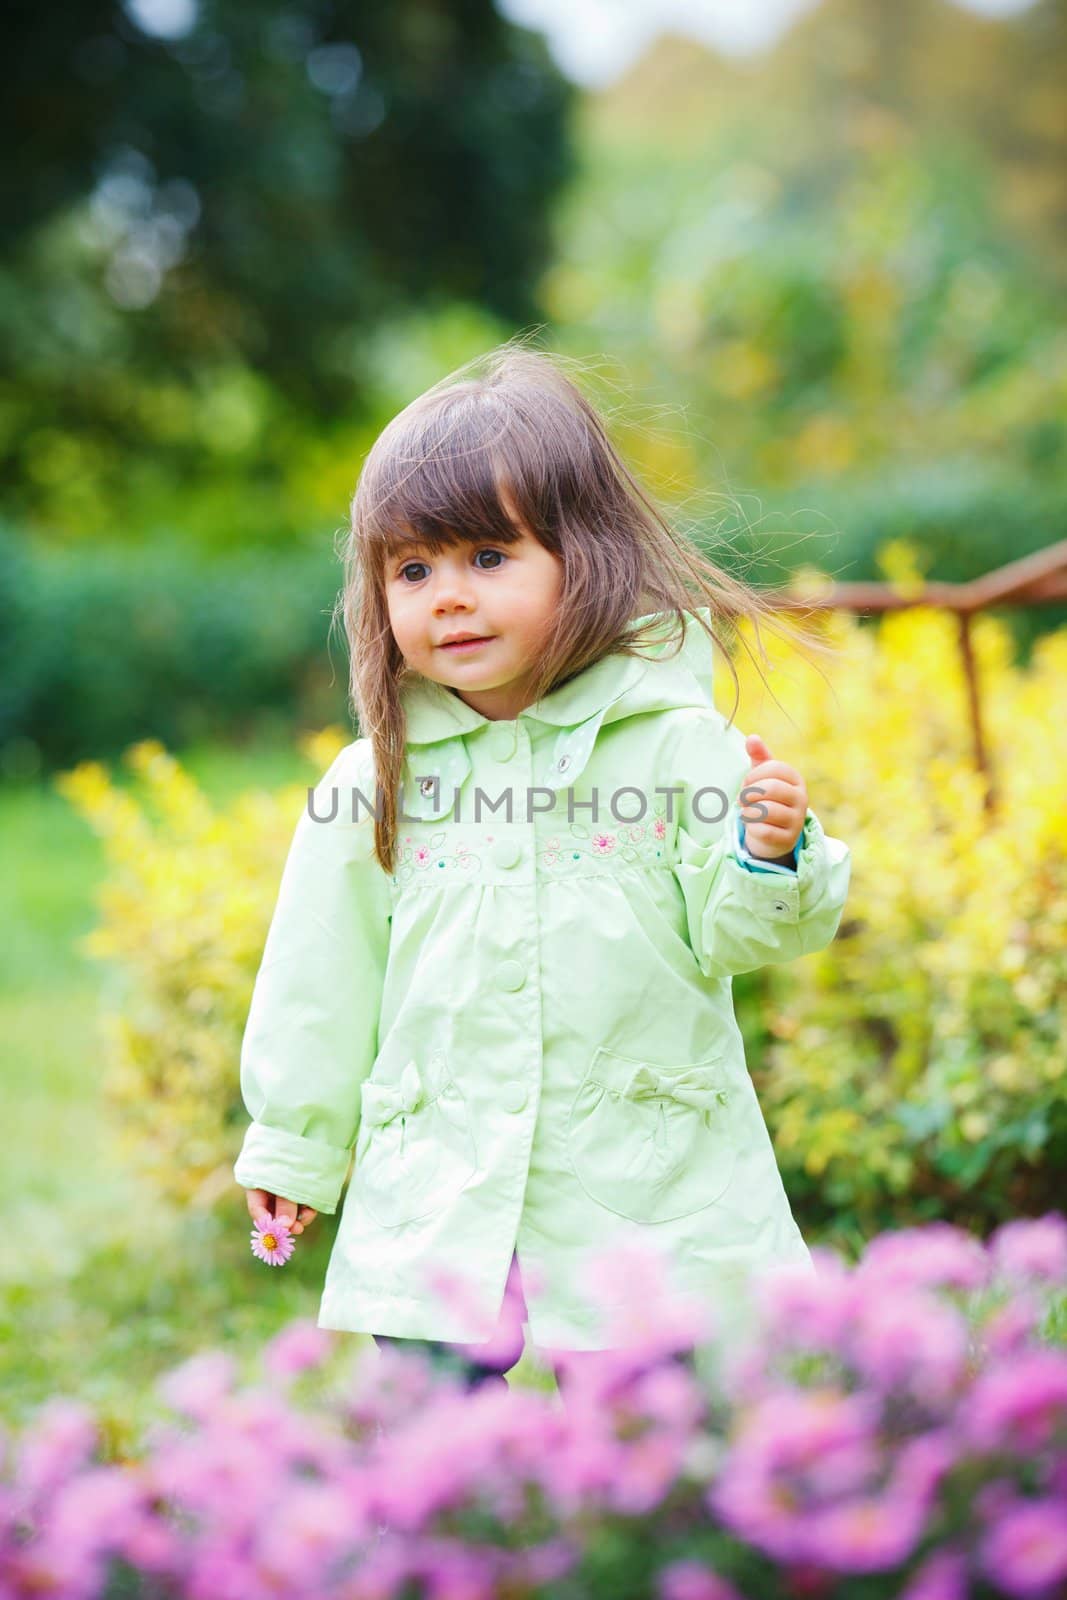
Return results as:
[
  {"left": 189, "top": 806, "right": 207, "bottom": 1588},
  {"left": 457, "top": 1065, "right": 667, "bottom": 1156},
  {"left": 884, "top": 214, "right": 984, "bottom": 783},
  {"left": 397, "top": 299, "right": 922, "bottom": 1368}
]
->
[{"left": 397, "top": 607, "right": 723, "bottom": 819}]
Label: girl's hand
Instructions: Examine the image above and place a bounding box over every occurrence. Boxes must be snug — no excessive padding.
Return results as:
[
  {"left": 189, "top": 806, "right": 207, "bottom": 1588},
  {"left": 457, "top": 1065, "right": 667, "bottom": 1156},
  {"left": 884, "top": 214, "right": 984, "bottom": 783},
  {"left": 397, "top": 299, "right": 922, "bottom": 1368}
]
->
[
  {"left": 739, "top": 734, "right": 808, "bottom": 861},
  {"left": 244, "top": 1188, "right": 318, "bottom": 1237}
]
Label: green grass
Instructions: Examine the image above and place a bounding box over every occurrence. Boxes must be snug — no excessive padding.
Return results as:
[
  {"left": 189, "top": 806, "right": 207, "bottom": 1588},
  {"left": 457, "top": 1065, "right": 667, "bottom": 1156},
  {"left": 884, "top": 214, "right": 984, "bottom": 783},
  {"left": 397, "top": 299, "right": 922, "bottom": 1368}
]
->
[{"left": 0, "top": 735, "right": 551, "bottom": 1436}]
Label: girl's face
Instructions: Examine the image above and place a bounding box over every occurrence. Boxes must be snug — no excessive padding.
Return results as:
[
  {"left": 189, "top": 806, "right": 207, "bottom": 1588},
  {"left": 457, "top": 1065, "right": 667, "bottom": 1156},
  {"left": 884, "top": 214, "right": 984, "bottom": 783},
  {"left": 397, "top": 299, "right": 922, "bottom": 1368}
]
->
[{"left": 385, "top": 518, "right": 564, "bottom": 723}]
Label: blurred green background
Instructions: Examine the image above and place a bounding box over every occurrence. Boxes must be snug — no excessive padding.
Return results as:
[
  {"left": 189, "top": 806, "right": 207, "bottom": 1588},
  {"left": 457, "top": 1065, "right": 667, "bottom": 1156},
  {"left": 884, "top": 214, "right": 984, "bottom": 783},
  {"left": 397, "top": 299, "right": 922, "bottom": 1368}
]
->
[{"left": 4, "top": 0, "right": 1065, "bottom": 1428}]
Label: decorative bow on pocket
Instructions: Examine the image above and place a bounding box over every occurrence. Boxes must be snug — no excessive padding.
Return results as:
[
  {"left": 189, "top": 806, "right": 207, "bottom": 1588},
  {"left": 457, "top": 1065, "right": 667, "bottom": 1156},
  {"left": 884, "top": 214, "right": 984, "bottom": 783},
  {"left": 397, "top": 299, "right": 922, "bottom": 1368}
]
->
[
  {"left": 361, "top": 1058, "right": 430, "bottom": 1129},
  {"left": 617, "top": 1062, "right": 729, "bottom": 1113},
  {"left": 566, "top": 1046, "right": 740, "bottom": 1224}
]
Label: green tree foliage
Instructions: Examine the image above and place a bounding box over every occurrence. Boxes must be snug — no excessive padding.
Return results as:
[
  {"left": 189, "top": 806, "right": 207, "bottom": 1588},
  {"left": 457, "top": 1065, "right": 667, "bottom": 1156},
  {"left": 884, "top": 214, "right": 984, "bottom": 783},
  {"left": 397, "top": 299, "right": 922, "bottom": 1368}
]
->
[
  {"left": 546, "top": 0, "right": 1066, "bottom": 597},
  {"left": 3, "top": 0, "right": 575, "bottom": 535}
]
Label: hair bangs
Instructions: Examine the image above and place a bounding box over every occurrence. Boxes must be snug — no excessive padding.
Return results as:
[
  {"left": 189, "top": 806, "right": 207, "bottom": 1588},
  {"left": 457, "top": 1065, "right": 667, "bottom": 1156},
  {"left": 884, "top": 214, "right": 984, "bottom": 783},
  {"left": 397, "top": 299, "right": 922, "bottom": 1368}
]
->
[{"left": 359, "top": 401, "right": 531, "bottom": 570}]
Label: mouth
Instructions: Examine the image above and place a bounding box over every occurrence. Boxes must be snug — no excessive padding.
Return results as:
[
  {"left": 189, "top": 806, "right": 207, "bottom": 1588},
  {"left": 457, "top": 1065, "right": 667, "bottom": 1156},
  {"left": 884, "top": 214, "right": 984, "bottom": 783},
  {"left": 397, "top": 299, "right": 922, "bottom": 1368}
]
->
[{"left": 438, "top": 635, "right": 495, "bottom": 652}]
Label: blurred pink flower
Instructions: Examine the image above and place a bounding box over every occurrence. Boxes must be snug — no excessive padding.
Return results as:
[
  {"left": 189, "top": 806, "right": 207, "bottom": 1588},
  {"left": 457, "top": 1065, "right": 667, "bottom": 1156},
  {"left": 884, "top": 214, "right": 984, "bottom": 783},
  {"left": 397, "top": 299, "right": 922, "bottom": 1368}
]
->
[
  {"left": 708, "top": 1387, "right": 885, "bottom": 1561},
  {"left": 979, "top": 1497, "right": 1067, "bottom": 1596},
  {"left": 989, "top": 1215, "right": 1067, "bottom": 1288},
  {"left": 251, "top": 1210, "right": 295, "bottom": 1266},
  {"left": 898, "top": 1545, "right": 970, "bottom": 1600},
  {"left": 155, "top": 1349, "right": 237, "bottom": 1422},
  {"left": 738, "top": 1386, "right": 882, "bottom": 1485},
  {"left": 47, "top": 1465, "right": 147, "bottom": 1554},
  {"left": 252, "top": 1479, "right": 362, "bottom": 1589},
  {"left": 982, "top": 1289, "right": 1043, "bottom": 1358},
  {"left": 454, "top": 1249, "right": 527, "bottom": 1370},
  {"left": 805, "top": 1489, "right": 928, "bottom": 1572},
  {"left": 856, "top": 1224, "right": 989, "bottom": 1296},
  {"left": 658, "top": 1556, "right": 747, "bottom": 1600},
  {"left": 585, "top": 1236, "right": 714, "bottom": 1353},
  {"left": 976, "top": 1479, "right": 1020, "bottom": 1524},
  {"left": 610, "top": 1427, "right": 690, "bottom": 1515},
  {"left": 510, "top": 1535, "right": 579, "bottom": 1587},
  {"left": 346, "top": 1338, "right": 443, "bottom": 1435},
  {"left": 422, "top": 1255, "right": 517, "bottom": 1339},
  {"left": 757, "top": 1249, "right": 858, "bottom": 1357},
  {"left": 15, "top": 1397, "right": 99, "bottom": 1504},
  {"left": 885, "top": 1429, "right": 955, "bottom": 1510},
  {"left": 263, "top": 1318, "right": 335, "bottom": 1380},
  {"left": 5, "top": 1215, "right": 1063, "bottom": 1600},
  {"left": 4, "top": 1538, "right": 102, "bottom": 1598},
  {"left": 417, "top": 1537, "right": 500, "bottom": 1600},
  {"left": 364, "top": 1384, "right": 535, "bottom": 1534},
  {"left": 847, "top": 1289, "right": 968, "bottom": 1408},
  {"left": 963, "top": 1349, "right": 1067, "bottom": 1455}
]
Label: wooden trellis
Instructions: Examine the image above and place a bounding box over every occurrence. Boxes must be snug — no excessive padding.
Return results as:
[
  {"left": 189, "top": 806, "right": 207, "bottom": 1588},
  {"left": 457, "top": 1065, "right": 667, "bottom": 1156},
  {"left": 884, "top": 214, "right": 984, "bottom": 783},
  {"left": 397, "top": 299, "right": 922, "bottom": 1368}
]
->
[{"left": 763, "top": 538, "right": 1067, "bottom": 817}]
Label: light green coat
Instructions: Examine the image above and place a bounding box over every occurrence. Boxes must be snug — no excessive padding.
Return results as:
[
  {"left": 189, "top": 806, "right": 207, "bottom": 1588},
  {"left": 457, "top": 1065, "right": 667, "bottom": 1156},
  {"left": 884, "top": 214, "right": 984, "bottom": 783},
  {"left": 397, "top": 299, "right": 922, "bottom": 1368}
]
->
[{"left": 233, "top": 607, "right": 852, "bottom": 1348}]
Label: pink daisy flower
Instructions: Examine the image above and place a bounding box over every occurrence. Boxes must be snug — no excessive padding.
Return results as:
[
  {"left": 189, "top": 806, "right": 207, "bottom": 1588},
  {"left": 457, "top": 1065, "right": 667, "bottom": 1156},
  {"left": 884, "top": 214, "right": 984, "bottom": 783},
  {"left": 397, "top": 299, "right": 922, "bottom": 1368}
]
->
[{"left": 251, "top": 1211, "right": 296, "bottom": 1266}]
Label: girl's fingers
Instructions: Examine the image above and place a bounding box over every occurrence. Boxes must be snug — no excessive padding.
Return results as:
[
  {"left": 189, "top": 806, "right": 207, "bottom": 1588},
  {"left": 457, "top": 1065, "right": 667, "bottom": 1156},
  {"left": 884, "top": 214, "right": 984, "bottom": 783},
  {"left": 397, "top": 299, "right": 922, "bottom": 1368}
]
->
[
  {"left": 740, "top": 798, "right": 799, "bottom": 829},
  {"left": 275, "top": 1199, "right": 318, "bottom": 1235},
  {"left": 741, "top": 778, "right": 804, "bottom": 808},
  {"left": 744, "top": 760, "right": 804, "bottom": 788},
  {"left": 243, "top": 1189, "right": 316, "bottom": 1233},
  {"left": 745, "top": 825, "right": 801, "bottom": 851}
]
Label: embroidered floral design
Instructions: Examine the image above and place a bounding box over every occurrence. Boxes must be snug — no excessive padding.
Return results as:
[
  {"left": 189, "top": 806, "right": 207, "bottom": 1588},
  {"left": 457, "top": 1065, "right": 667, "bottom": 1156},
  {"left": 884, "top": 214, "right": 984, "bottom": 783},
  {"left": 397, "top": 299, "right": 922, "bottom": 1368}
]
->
[
  {"left": 391, "top": 830, "right": 485, "bottom": 887},
  {"left": 538, "top": 805, "right": 669, "bottom": 872},
  {"left": 392, "top": 807, "right": 671, "bottom": 886}
]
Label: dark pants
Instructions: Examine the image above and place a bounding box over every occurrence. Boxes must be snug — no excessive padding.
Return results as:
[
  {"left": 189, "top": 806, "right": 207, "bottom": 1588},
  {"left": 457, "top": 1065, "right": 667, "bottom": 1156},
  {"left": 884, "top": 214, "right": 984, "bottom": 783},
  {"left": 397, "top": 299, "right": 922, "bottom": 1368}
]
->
[
  {"left": 372, "top": 1332, "right": 516, "bottom": 1388},
  {"left": 372, "top": 1331, "right": 698, "bottom": 1393}
]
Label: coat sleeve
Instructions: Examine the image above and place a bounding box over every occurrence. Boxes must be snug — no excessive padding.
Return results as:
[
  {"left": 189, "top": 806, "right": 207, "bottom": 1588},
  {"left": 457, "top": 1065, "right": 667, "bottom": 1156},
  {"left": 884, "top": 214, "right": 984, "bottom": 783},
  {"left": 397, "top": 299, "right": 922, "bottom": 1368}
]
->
[
  {"left": 232, "top": 742, "right": 392, "bottom": 1215},
  {"left": 668, "top": 710, "right": 852, "bottom": 982}
]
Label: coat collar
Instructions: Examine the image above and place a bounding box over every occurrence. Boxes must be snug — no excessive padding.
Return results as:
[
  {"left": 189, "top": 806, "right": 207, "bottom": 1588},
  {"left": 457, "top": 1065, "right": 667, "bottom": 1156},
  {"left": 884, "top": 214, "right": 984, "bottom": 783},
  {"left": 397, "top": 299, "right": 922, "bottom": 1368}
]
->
[{"left": 400, "top": 605, "right": 719, "bottom": 747}]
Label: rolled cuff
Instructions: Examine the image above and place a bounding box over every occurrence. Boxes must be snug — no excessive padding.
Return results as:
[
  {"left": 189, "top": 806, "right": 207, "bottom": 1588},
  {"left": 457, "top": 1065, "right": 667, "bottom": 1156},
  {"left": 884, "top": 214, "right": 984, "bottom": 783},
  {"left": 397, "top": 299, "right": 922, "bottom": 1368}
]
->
[
  {"left": 717, "top": 805, "right": 829, "bottom": 925},
  {"left": 233, "top": 1121, "right": 353, "bottom": 1216}
]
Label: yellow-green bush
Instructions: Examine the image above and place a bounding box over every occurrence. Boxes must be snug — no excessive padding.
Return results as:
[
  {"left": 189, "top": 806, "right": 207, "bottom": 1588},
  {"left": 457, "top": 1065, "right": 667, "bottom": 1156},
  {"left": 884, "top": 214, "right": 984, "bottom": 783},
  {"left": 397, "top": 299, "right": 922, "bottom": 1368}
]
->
[
  {"left": 58, "top": 562, "right": 1066, "bottom": 1235},
  {"left": 56, "top": 730, "right": 349, "bottom": 1210},
  {"left": 728, "top": 544, "right": 1067, "bottom": 1241}
]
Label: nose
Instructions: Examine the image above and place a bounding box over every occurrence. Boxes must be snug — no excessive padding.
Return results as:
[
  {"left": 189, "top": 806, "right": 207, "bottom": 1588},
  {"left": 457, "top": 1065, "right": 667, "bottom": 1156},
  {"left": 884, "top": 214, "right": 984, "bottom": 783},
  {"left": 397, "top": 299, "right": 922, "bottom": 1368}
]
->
[{"left": 430, "top": 556, "right": 476, "bottom": 613}]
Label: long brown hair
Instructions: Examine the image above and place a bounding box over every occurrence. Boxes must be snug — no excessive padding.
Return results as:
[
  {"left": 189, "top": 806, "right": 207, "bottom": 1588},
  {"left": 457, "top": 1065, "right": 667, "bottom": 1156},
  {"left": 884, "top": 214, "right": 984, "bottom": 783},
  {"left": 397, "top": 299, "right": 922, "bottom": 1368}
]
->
[{"left": 334, "top": 337, "right": 841, "bottom": 876}]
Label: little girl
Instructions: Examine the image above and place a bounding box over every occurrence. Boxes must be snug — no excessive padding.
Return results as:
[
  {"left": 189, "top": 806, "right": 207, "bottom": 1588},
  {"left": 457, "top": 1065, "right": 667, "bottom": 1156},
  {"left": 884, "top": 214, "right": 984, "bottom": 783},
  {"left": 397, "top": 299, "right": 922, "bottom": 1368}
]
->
[{"left": 235, "top": 342, "right": 852, "bottom": 1392}]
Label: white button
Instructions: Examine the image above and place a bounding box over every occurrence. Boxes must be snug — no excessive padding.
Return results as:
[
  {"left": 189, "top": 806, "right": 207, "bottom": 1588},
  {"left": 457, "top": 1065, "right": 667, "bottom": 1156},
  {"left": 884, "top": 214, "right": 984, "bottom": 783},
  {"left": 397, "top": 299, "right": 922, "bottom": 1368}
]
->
[
  {"left": 418, "top": 777, "right": 436, "bottom": 796},
  {"left": 500, "top": 1081, "right": 527, "bottom": 1113},
  {"left": 494, "top": 960, "right": 526, "bottom": 991},
  {"left": 491, "top": 838, "right": 521, "bottom": 869},
  {"left": 774, "top": 900, "right": 787, "bottom": 912},
  {"left": 556, "top": 753, "right": 571, "bottom": 772}
]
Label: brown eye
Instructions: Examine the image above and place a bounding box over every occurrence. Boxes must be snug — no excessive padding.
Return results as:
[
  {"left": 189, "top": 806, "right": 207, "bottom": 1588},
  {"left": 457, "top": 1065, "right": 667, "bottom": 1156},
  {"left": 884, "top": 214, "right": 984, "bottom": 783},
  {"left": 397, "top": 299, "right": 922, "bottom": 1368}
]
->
[
  {"left": 474, "top": 549, "right": 505, "bottom": 570},
  {"left": 398, "top": 561, "right": 428, "bottom": 582}
]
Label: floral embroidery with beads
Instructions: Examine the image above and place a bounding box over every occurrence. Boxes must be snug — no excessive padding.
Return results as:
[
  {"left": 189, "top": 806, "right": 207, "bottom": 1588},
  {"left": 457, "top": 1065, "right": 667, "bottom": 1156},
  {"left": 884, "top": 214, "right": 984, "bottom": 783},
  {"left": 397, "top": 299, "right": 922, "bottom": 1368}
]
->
[
  {"left": 391, "top": 832, "right": 487, "bottom": 887},
  {"left": 539, "top": 805, "right": 670, "bottom": 871},
  {"left": 391, "top": 807, "right": 672, "bottom": 887}
]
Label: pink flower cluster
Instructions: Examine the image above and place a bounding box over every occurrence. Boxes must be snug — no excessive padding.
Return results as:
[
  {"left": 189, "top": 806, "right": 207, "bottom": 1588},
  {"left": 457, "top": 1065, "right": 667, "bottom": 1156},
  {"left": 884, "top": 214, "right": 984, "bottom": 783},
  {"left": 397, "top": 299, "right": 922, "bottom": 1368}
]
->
[{"left": 1, "top": 1216, "right": 1065, "bottom": 1599}]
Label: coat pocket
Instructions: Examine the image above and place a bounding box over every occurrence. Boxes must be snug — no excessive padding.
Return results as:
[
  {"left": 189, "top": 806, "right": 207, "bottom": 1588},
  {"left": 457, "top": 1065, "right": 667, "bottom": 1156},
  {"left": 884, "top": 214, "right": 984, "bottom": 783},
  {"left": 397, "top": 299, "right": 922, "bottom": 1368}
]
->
[
  {"left": 566, "top": 1045, "right": 737, "bottom": 1224},
  {"left": 352, "top": 1054, "right": 478, "bottom": 1228}
]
